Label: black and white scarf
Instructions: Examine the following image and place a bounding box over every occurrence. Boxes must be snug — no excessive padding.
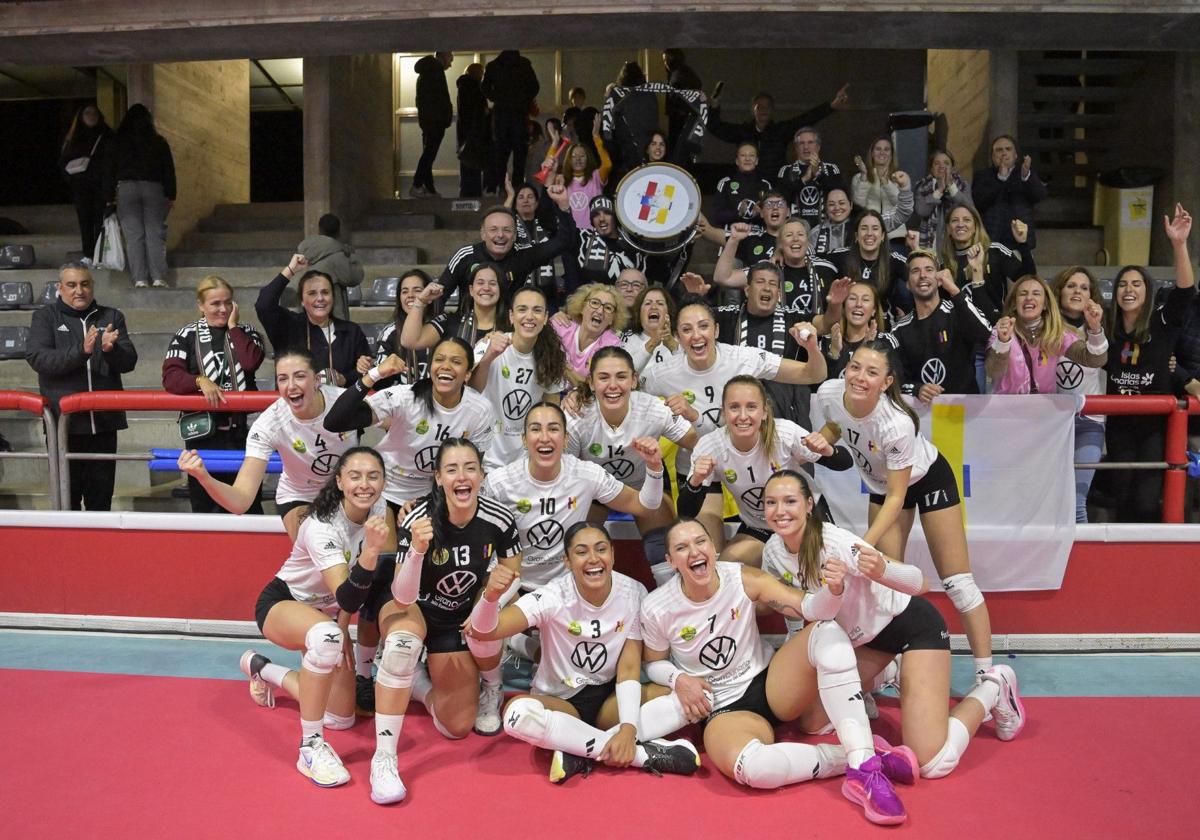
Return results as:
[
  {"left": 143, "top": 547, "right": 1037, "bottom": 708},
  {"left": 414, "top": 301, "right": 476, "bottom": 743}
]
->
[
  {"left": 194, "top": 319, "right": 246, "bottom": 391},
  {"left": 740, "top": 306, "right": 789, "bottom": 355},
  {"left": 602, "top": 83, "right": 709, "bottom": 150}
]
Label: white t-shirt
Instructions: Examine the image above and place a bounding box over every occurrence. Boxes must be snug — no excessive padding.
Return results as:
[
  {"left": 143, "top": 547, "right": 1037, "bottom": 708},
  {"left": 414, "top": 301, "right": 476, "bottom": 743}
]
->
[
  {"left": 476, "top": 336, "right": 566, "bottom": 471},
  {"left": 481, "top": 454, "right": 624, "bottom": 588},
  {"left": 688, "top": 418, "right": 823, "bottom": 531},
  {"left": 761, "top": 524, "right": 909, "bottom": 643},
  {"left": 274, "top": 497, "right": 388, "bottom": 611},
  {"left": 810, "top": 378, "right": 937, "bottom": 495},
  {"left": 566, "top": 390, "right": 693, "bottom": 488},
  {"left": 621, "top": 330, "right": 682, "bottom": 377},
  {"left": 366, "top": 384, "right": 496, "bottom": 503},
  {"left": 515, "top": 571, "right": 646, "bottom": 698},
  {"left": 640, "top": 344, "right": 784, "bottom": 474},
  {"left": 640, "top": 561, "right": 772, "bottom": 710},
  {"left": 245, "top": 385, "right": 355, "bottom": 504}
]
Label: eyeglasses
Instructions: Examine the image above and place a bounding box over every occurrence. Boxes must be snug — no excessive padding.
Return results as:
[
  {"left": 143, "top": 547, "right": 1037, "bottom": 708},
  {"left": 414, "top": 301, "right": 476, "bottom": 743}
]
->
[
  {"left": 586, "top": 298, "right": 617, "bottom": 314},
  {"left": 761, "top": 199, "right": 787, "bottom": 209},
  {"left": 615, "top": 280, "right": 646, "bottom": 292}
]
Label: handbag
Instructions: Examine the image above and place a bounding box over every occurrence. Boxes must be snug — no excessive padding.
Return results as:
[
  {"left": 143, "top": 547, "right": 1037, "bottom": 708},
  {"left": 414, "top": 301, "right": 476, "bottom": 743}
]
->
[
  {"left": 179, "top": 410, "right": 215, "bottom": 442},
  {"left": 93, "top": 213, "right": 126, "bottom": 271},
  {"left": 65, "top": 135, "right": 102, "bottom": 176}
]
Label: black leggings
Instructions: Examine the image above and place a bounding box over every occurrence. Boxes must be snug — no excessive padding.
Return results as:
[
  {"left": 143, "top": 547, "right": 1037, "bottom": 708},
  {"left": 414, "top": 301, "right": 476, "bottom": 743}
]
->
[{"left": 1101, "top": 414, "right": 1164, "bottom": 523}]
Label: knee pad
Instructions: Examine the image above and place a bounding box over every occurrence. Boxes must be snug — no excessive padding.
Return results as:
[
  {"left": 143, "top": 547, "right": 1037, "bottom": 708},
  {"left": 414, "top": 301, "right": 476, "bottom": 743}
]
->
[
  {"left": 643, "top": 526, "right": 668, "bottom": 568},
  {"left": 502, "top": 696, "right": 549, "bottom": 745},
  {"left": 376, "top": 631, "right": 422, "bottom": 690},
  {"left": 806, "top": 620, "right": 859, "bottom": 690},
  {"left": 467, "top": 633, "right": 503, "bottom": 660},
  {"left": 733, "top": 739, "right": 808, "bottom": 790},
  {"left": 920, "top": 717, "right": 970, "bottom": 779},
  {"left": 322, "top": 710, "right": 355, "bottom": 730},
  {"left": 941, "top": 573, "right": 985, "bottom": 614},
  {"left": 302, "top": 621, "right": 344, "bottom": 675}
]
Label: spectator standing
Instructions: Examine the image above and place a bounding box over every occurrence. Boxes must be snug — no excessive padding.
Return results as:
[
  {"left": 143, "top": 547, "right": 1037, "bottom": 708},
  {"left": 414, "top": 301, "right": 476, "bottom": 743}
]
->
[
  {"left": 297, "top": 214, "right": 364, "bottom": 321},
  {"left": 602, "top": 61, "right": 658, "bottom": 182},
  {"left": 777, "top": 127, "right": 845, "bottom": 227},
  {"left": 482, "top": 50, "right": 540, "bottom": 187},
  {"left": 706, "top": 85, "right": 849, "bottom": 180},
  {"left": 162, "top": 276, "right": 266, "bottom": 513},
  {"left": 971, "top": 135, "right": 1047, "bottom": 250},
  {"left": 456, "top": 62, "right": 490, "bottom": 198},
  {"left": 850, "top": 136, "right": 908, "bottom": 243},
  {"left": 662, "top": 49, "right": 702, "bottom": 154},
  {"left": 59, "top": 103, "right": 113, "bottom": 258},
  {"left": 26, "top": 263, "right": 137, "bottom": 510},
  {"left": 913, "top": 149, "right": 973, "bottom": 251},
  {"left": 711, "top": 143, "right": 773, "bottom": 228},
  {"left": 104, "top": 104, "right": 175, "bottom": 288},
  {"left": 567, "top": 87, "right": 587, "bottom": 110},
  {"left": 412, "top": 51, "right": 454, "bottom": 198}
]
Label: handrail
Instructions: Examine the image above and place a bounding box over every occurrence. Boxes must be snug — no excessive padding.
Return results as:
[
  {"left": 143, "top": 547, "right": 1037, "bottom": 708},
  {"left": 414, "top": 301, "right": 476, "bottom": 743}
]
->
[
  {"left": 0, "top": 390, "right": 59, "bottom": 509},
  {"left": 56, "top": 390, "right": 278, "bottom": 510}
]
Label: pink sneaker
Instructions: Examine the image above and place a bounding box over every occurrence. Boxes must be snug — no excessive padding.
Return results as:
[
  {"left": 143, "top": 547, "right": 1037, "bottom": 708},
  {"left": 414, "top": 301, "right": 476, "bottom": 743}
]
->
[
  {"left": 842, "top": 755, "right": 907, "bottom": 826},
  {"left": 984, "top": 664, "right": 1026, "bottom": 741},
  {"left": 873, "top": 734, "right": 919, "bottom": 785}
]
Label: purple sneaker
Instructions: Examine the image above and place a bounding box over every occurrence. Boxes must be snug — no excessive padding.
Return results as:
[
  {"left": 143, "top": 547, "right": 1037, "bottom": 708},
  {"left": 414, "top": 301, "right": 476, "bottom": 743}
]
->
[
  {"left": 873, "top": 734, "right": 919, "bottom": 785},
  {"left": 842, "top": 755, "right": 907, "bottom": 826}
]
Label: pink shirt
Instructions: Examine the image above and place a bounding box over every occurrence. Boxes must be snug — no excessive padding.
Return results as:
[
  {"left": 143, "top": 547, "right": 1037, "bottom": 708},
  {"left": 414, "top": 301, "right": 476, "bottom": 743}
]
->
[
  {"left": 553, "top": 319, "right": 622, "bottom": 377},
  {"left": 567, "top": 172, "right": 605, "bottom": 230},
  {"left": 989, "top": 329, "right": 1078, "bottom": 394}
]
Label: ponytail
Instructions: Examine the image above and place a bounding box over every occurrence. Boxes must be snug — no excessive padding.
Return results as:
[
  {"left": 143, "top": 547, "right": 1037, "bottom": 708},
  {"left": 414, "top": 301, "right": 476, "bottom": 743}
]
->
[{"left": 308, "top": 447, "right": 385, "bottom": 523}]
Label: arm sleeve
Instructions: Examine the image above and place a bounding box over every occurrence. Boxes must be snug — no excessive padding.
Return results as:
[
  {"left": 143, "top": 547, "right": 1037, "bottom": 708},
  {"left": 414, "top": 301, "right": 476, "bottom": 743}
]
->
[
  {"left": 951, "top": 289, "right": 995, "bottom": 341},
  {"left": 816, "top": 446, "right": 854, "bottom": 471},
  {"left": 324, "top": 379, "right": 377, "bottom": 432},
  {"left": 161, "top": 343, "right": 199, "bottom": 394},
  {"left": 254, "top": 274, "right": 292, "bottom": 351},
  {"left": 800, "top": 586, "right": 843, "bottom": 622}
]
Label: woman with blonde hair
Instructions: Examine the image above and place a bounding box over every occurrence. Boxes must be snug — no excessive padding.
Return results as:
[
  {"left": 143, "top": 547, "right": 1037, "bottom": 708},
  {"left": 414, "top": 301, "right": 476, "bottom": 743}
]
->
[
  {"left": 851, "top": 136, "right": 908, "bottom": 243},
  {"left": 163, "top": 275, "right": 266, "bottom": 512},
  {"left": 824, "top": 282, "right": 886, "bottom": 379},
  {"left": 551, "top": 282, "right": 629, "bottom": 385},
  {"left": 985, "top": 274, "right": 1107, "bottom": 395}
]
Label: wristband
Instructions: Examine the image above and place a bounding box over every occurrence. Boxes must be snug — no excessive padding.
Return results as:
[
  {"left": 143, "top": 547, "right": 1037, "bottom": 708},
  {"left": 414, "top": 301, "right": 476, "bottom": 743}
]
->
[
  {"left": 992, "top": 337, "right": 1012, "bottom": 353},
  {"left": 366, "top": 365, "right": 383, "bottom": 383},
  {"left": 334, "top": 562, "right": 377, "bottom": 612},
  {"left": 639, "top": 468, "right": 664, "bottom": 510},
  {"left": 801, "top": 585, "right": 843, "bottom": 622},
  {"left": 879, "top": 558, "right": 925, "bottom": 596},
  {"left": 469, "top": 592, "right": 501, "bottom": 633},
  {"left": 353, "top": 377, "right": 369, "bottom": 394},
  {"left": 644, "top": 659, "right": 682, "bottom": 688},
  {"left": 616, "top": 679, "right": 642, "bottom": 730},
  {"left": 1086, "top": 333, "right": 1109, "bottom": 355}
]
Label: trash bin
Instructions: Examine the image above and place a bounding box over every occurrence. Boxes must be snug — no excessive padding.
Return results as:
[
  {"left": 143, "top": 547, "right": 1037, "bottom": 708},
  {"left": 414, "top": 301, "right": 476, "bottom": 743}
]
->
[
  {"left": 888, "top": 110, "right": 936, "bottom": 182},
  {"left": 1093, "top": 167, "right": 1164, "bottom": 266}
]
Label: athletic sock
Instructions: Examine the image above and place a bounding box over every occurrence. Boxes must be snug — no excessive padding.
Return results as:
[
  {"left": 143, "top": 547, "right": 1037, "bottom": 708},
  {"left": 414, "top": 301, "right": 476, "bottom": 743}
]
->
[
  {"left": 543, "top": 709, "right": 615, "bottom": 760},
  {"left": 260, "top": 662, "right": 290, "bottom": 689},
  {"left": 375, "top": 713, "right": 404, "bottom": 756},
  {"left": 356, "top": 644, "right": 378, "bottom": 679},
  {"left": 973, "top": 656, "right": 993, "bottom": 679},
  {"left": 508, "top": 632, "right": 541, "bottom": 661},
  {"left": 637, "top": 692, "right": 692, "bottom": 740},
  {"left": 821, "top": 685, "right": 874, "bottom": 769},
  {"left": 734, "top": 739, "right": 845, "bottom": 788},
  {"left": 965, "top": 678, "right": 1001, "bottom": 713},
  {"left": 478, "top": 664, "right": 502, "bottom": 687},
  {"left": 300, "top": 718, "right": 323, "bottom": 745}
]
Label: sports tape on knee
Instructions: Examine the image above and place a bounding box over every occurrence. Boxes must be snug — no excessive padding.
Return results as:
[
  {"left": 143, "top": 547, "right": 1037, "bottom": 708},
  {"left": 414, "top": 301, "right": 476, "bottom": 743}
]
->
[{"left": 322, "top": 710, "right": 355, "bottom": 730}]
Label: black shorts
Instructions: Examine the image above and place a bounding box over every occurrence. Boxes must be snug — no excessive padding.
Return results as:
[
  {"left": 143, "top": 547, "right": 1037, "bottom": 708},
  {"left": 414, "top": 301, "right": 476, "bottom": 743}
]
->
[
  {"left": 276, "top": 499, "right": 310, "bottom": 520},
  {"left": 707, "top": 667, "right": 781, "bottom": 728},
  {"left": 864, "top": 596, "right": 950, "bottom": 655},
  {"left": 868, "top": 453, "right": 960, "bottom": 513},
  {"left": 421, "top": 615, "right": 470, "bottom": 654},
  {"left": 734, "top": 522, "right": 772, "bottom": 543},
  {"left": 255, "top": 576, "right": 294, "bottom": 632},
  {"left": 563, "top": 679, "right": 616, "bottom": 727}
]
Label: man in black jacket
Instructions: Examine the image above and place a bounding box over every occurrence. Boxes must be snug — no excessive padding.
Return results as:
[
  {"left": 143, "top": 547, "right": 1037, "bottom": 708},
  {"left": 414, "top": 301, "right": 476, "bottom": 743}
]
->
[
  {"left": 663, "top": 49, "right": 702, "bottom": 155},
  {"left": 706, "top": 83, "right": 849, "bottom": 179},
  {"left": 26, "top": 263, "right": 138, "bottom": 510},
  {"left": 413, "top": 51, "right": 454, "bottom": 197},
  {"left": 481, "top": 50, "right": 539, "bottom": 188},
  {"left": 456, "top": 62, "right": 489, "bottom": 198},
  {"left": 972, "top": 134, "right": 1048, "bottom": 251}
]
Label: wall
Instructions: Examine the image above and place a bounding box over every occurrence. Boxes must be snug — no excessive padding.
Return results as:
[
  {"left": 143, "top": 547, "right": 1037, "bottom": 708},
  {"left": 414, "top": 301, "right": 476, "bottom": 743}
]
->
[
  {"left": 135, "top": 60, "right": 250, "bottom": 249},
  {"left": 329, "top": 53, "right": 393, "bottom": 231},
  {"left": 926, "top": 49, "right": 992, "bottom": 173}
]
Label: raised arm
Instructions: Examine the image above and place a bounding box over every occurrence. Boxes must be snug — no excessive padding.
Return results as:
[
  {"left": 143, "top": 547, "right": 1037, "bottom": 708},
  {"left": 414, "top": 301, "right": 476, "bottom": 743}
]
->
[{"left": 176, "top": 450, "right": 269, "bottom": 514}]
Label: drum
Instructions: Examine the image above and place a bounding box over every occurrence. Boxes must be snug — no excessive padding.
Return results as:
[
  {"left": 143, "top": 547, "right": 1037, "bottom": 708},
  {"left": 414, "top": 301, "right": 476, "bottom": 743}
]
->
[{"left": 614, "top": 163, "right": 702, "bottom": 256}]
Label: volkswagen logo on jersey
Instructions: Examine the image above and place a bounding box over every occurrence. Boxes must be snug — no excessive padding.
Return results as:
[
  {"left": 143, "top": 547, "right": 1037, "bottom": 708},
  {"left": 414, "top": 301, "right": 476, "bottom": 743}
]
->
[
  {"left": 703, "top": 407, "right": 723, "bottom": 426},
  {"left": 1057, "top": 360, "right": 1084, "bottom": 390},
  {"left": 503, "top": 389, "right": 533, "bottom": 421},
  {"left": 570, "top": 640, "right": 609, "bottom": 673},
  {"left": 527, "top": 518, "right": 565, "bottom": 551},
  {"left": 605, "top": 459, "right": 635, "bottom": 480},
  {"left": 699, "top": 636, "right": 737, "bottom": 670},
  {"left": 799, "top": 185, "right": 821, "bottom": 209},
  {"left": 414, "top": 445, "right": 440, "bottom": 473},
  {"left": 740, "top": 486, "right": 764, "bottom": 514},
  {"left": 311, "top": 453, "right": 338, "bottom": 476},
  {"left": 921, "top": 358, "right": 947, "bottom": 385},
  {"left": 437, "top": 570, "right": 477, "bottom": 599}
]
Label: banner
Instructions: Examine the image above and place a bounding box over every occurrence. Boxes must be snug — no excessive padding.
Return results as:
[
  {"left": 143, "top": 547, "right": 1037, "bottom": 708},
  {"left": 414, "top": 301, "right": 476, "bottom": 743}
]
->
[{"left": 812, "top": 394, "right": 1080, "bottom": 591}]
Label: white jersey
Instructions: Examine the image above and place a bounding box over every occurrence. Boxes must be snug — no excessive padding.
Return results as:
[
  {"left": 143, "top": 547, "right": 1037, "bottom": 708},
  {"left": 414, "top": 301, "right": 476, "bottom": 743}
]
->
[
  {"left": 621, "top": 330, "right": 682, "bottom": 376},
  {"left": 641, "top": 344, "right": 783, "bottom": 474},
  {"left": 481, "top": 454, "right": 624, "bottom": 589},
  {"left": 1056, "top": 338, "right": 1105, "bottom": 425},
  {"left": 811, "top": 378, "right": 937, "bottom": 495},
  {"left": 761, "top": 525, "right": 909, "bottom": 645},
  {"left": 640, "top": 562, "right": 772, "bottom": 710},
  {"left": 566, "top": 390, "right": 693, "bottom": 488},
  {"left": 274, "top": 497, "right": 388, "bottom": 611},
  {"left": 515, "top": 571, "right": 646, "bottom": 698},
  {"left": 367, "top": 384, "right": 496, "bottom": 502},
  {"left": 476, "top": 336, "right": 566, "bottom": 471},
  {"left": 245, "top": 385, "right": 355, "bottom": 504},
  {"left": 689, "top": 419, "right": 823, "bottom": 531}
]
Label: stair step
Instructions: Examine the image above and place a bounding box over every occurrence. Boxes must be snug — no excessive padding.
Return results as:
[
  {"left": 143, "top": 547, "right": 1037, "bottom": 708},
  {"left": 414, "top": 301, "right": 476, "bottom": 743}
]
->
[
  {"left": 356, "top": 214, "right": 441, "bottom": 232},
  {"left": 170, "top": 246, "right": 423, "bottom": 267},
  {"left": 1020, "top": 58, "right": 1145, "bottom": 77},
  {"left": 1017, "top": 113, "right": 1122, "bottom": 129},
  {"left": 1019, "top": 86, "right": 1127, "bottom": 103},
  {"left": 196, "top": 216, "right": 306, "bottom": 233},
  {"left": 370, "top": 198, "right": 491, "bottom": 230},
  {"left": 0, "top": 204, "right": 78, "bottom": 235},
  {"left": 210, "top": 202, "right": 304, "bottom": 220}
]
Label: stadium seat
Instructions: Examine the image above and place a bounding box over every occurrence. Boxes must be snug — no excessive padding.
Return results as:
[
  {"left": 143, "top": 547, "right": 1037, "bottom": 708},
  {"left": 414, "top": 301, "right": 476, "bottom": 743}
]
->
[
  {"left": 361, "top": 321, "right": 389, "bottom": 349},
  {"left": 0, "top": 244, "right": 35, "bottom": 269},
  {"left": 36, "top": 281, "right": 57, "bottom": 308},
  {"left": 0, "top": 325, "right": 30, "bottom": 360},
  {"left": 0, "top": 281, "right": 32, "bottom": 310},
  {"left": 346, "top": 284, "right": 363, "bottom": 307},
  {"left": 362, "top": 276, "right": 399, "bottom": 307}
]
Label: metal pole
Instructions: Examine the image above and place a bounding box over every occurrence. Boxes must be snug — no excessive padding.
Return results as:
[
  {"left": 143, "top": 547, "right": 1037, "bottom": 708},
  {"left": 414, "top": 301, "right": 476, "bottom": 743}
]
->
[
  {"left": 1162, "top": 399, "right": 1189, "bottom": 524},
  {"left": 42, "top": 406, "right": 60, "bottom": 511},
  {"left": 57, "top": 411, "right": 71, "bottom": 510}
]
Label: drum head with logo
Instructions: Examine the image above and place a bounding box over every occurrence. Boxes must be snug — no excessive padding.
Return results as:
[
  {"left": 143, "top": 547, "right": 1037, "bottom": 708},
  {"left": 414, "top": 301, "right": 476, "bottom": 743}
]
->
[{"left": 615, "top": 163, "right": 702, "bottom": 255}]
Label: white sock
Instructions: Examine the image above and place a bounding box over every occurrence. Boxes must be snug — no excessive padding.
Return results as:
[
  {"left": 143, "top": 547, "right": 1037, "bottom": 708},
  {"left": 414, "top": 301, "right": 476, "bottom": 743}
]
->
[
  {"left": 637, "top": 692, "right": 691, "bottom": 740},
  {"left": 375, "top": 713, "right": 404, "bottom": 756},
  {"left": 356, "top": 644, "right": 378, "bottom": 679},
  {"left": 541, "top": 709, "right": 649, "bottom": 765},
  {"left": 965, "top": 677, "right": 1001, "bottom": 713},
  {"left": 300, "top": 718, "right": 323, "bottom": 744},
  {"left": 974, "top": 656, "right": 993, "bottom": 677},
  {"left": 260, "top": 662, "right": 290, "bottom": 689},
  {"left": 822, "top": 686, "right": 874, "bottom": 769},
  {"left": 508, "top": 632, "right": 541, "bottom": 661},
  {"left": 733, "top": 739, "right": 845, "bottom": 789},
  {"left": 478, "top": 664, "right": 502, "bottom": 687}
]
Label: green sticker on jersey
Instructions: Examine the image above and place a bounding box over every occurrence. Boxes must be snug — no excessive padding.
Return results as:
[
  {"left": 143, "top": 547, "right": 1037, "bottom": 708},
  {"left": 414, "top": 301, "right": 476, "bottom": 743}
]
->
[
  {"left": 501, "top": 365, "right": 511, "bottom": 379},
  {"left": 753, "top": 245, "right": 764, "bottom": 256},
  {"left": 682, "top": 390, "right": 696, "bottom": 404},
  {"left": 724, "top": 469, "right": 737, "bottom": 484},
  {"left": 588, "top": 443, "right": 603, "bottom": 456},
  {"left": 415, "top": 419, "right": 429, "bottom": 435},
  {"left": 432, "top": 548, "right": 450, "bottom": 566},
  {"left": 516, "top": 498, "right": 532, "bottom": 514},
  {"left": 291, "top": 438, "right": 307, "bottom": 453},
  {"left": 784, "top": 281, "right": 794, "bottom": 293},
  {"left": 679, "top": 625, "right": 697, "bottom": 642},
  {"left": 568, "top": 621, "right": 582, "bottom": 636},
  {"left": 730, "top": 180, "right": 740, "bottom": 191},
  {"left": 782, "top": 570, "right": 795, "bottom": 585}
]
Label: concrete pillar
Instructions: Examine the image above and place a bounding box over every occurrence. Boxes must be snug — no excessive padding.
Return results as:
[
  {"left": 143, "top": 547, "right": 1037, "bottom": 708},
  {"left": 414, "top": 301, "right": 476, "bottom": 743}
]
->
[
  {"left": 1173, "top": 53, "right": 1200, "bottom": 249},
  {"left": 303, "top": 56, "right": 332, "bottom": 236},
  {"left": 988, "top": 49, "right": 1019, "bottom": 144},
  {"left": 926, "top": 49, "right": 992, "bottom": 172},
  {"left": 126, "top": 63, "right": 154, "bottom": 110}
]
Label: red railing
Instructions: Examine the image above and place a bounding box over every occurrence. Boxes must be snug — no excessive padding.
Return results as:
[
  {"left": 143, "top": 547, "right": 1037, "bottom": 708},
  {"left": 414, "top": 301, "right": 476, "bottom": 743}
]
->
[{"left": 0, "top": 391, "right": 59, "bottom": 506}]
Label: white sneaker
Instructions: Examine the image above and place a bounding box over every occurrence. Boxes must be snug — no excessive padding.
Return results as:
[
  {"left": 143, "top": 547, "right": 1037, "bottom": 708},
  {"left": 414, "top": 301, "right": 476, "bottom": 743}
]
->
[
  {"left": 369, "top": 751, "right": 407, "bottom": 804},
  {"left": 474, "top": 681, "right": 503, "bottom": 736},
  {"left": 151, "top": 279, "right": 168, "bottom": 288},
  {"left": 297, "top": 737, "right": 351, "bottom": 787},
  {"left": 238, "top": 649, "right": 275, "bottom": 708},
  {"left": 983, "top": 664, "right": 1026, "bottom": 741},
  {"left": 133, "top": 280, "right": 148, "bottom": 288}
]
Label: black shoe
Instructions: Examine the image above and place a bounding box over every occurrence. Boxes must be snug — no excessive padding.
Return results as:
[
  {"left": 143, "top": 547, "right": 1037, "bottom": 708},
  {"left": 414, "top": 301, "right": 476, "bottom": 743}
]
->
[
  {"left": 0, "top": 434, "right": 11, "bottom": 453},
  {"left": 548, "top": 750, "right": 592, "bottom": 784},
  {"left": 639, "top": 739, "right": 701, "bottom": 777},
  {"left": 355, "top": 674, "right": 376, "bottom": 716}
]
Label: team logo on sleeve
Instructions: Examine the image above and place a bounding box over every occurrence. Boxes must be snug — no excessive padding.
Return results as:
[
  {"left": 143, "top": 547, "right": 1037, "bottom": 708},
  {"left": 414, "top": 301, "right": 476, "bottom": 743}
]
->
[
  {"left": 415, "top": 419, "right": 430, "bottom": 435},
  {"left": 291, "top": 439, "right": 307, "bottom": 453},
  {"left": 516, "top": 498, "right": 532, "bottom": 514},
  {"left": 679, "top": 625, "right": 697, "bottom": 641},
  {"left": 570, "top": 641, "right": 608, "bottom": 673},
  {"left": 699, "top": 636, "right": 738, "bottom": 670},
  {"left": 568, "top": 620, "right": 582, "bottom": 636}
]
